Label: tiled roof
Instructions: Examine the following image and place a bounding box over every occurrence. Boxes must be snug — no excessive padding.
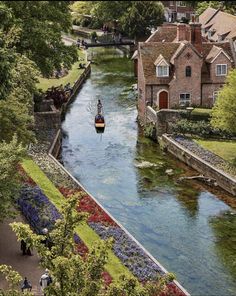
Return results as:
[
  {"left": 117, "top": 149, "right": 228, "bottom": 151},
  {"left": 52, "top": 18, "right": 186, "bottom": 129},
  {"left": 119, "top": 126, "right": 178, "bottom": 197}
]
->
[
  {"left": 146, "top": 26, "right": 177, "bottom": 43},
  {"left": 202, "top": 10, "right": 236, "bottom": 41},
  {"left": 202, "top": 42, "right": 233, "bottom": 63},
  {"left": 199, "top": 7, "right": 218, "bottom": 26},
  {"left": 205, "top": 45, "right": 222, "bottom": 62},
  {"left": 139, "top": 42, "right": 180, "bottom": 84}
]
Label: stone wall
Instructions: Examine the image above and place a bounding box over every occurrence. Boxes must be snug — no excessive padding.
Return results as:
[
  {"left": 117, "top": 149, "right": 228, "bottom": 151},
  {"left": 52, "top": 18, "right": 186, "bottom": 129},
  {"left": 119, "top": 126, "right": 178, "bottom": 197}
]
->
[
  {"left": 34, "top": 107, "right": 61, "bottom": 130},
  {"left": 162, "top": 134, "right": 236, "bottom": 196},
  {"left": 48, "top": 129, "right": 62, "bottom": 159},
  {"left": 146, "top": 107, "right": 182, "bottom": 137},
  {"left": 34, "top": 63, "right": 91, "bottom": 131}
]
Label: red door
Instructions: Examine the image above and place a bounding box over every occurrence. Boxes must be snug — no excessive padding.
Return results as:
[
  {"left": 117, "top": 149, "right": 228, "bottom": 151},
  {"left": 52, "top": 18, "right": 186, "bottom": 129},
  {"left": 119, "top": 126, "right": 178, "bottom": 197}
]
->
[{"left": 159, "top": 91, "right": 168, "bottom": 109}]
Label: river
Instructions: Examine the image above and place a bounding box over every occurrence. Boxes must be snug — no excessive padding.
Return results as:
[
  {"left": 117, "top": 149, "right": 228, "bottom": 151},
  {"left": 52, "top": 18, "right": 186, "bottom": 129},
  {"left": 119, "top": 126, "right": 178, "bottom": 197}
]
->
[{"left": 62, "top": 47, "right": 236, "bottom": 296}]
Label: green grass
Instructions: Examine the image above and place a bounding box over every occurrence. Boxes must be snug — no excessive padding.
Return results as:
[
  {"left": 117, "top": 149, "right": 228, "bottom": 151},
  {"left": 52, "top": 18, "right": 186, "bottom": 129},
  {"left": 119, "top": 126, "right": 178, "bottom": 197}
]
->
[
  {"left": 37, "top": 50, "right": 86, "bottom": 91},
  {"left": 21, "top": 158, "right": 132, "bottom": 281},
  {"left": 195, "top": 139, "right": 236, "bottom": 165}
]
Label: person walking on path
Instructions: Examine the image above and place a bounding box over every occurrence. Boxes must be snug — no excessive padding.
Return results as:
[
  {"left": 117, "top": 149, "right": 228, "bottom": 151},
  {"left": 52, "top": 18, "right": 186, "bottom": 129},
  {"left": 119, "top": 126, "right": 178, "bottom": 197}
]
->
[
  {"left": 21, "top": 239, "right": 32, "bottom": 256},
  {"left": 39, "top": 269, "right": 52, "bottom": 296},
  {"left": 21, "top": 277, "right": 32, "bottom": 292}
]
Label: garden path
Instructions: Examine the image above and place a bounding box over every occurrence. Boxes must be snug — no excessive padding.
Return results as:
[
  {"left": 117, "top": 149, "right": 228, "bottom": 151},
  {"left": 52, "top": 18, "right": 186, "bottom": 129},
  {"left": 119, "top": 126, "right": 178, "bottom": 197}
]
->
[{"left": 0, "top": 215, "right": 43, "bottom": 295}]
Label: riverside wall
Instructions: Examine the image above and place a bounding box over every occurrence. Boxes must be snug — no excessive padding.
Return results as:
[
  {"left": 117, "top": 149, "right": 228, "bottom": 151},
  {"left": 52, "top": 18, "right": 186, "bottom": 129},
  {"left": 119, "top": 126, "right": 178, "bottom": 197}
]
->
[
  {"left": 34, "top": 63, "right": 91, "bottom": 131},
  {"left": 162, "top": 134, "right": 236, "bottom": 196}
]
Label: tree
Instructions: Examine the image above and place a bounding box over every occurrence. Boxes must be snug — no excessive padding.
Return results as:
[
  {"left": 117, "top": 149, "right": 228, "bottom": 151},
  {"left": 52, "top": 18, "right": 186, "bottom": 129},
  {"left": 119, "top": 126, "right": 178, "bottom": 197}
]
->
[
  {"left": 0, "top": 136, "right": 25, "bottom": 221},
  {"left": 120, "top": 1, "right": 164, "bottom": 39},
  {"left": 189, "top": 1, "right": 236, "bottom": 15},
  {"left": 3, "top": 1, "right": 78, "bottom": 77},
  {"left": 9, "top": 197, "right": 173, "bottom": 296},
  {"left": 211, "top": 70, "right": 236, "bottom": 134}
]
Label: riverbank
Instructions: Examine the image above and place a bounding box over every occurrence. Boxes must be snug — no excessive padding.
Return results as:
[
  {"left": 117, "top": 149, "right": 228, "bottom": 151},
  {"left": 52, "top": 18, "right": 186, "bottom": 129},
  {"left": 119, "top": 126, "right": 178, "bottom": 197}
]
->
[{"left": 161, "top": 135, "right": 236, "bottom": 196}]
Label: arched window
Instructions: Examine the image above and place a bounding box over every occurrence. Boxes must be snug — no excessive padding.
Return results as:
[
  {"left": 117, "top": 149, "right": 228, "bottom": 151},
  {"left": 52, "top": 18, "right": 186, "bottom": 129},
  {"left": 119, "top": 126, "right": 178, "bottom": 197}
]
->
[{"left": 186, "top": 66, "right": 191, "bottom": 77}]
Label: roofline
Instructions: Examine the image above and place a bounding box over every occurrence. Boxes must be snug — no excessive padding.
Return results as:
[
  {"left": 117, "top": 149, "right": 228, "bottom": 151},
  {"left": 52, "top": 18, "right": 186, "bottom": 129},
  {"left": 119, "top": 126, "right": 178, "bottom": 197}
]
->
[
  {"left": 210, "top": 48, "right": 233, "bottom": 63},
  {"left": 204, "top": 8, "right": 221, "bottom": 25}
]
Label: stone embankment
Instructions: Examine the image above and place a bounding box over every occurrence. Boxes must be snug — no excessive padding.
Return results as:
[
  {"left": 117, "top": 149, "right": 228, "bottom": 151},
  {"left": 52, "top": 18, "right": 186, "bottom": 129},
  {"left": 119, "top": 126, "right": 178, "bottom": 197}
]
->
[{"left": 162, "top": 135, "right": 236, "bottom": 196}]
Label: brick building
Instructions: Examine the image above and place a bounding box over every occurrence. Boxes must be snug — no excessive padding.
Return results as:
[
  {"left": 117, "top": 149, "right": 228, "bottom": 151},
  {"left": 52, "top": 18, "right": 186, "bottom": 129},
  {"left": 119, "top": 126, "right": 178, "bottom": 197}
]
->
[
  {"left": 161, "top": 1, "right": 195, "bottom": 22},
  {"left": 133, "top": 22, "right": 235, "bottom": 121}
]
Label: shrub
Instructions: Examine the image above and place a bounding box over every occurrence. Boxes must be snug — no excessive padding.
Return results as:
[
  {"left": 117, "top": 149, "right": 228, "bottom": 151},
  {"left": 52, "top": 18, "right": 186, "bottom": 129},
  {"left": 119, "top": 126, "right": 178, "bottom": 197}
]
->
[{"left": 171, "top": 119, "right": 235, "bottom": 138}]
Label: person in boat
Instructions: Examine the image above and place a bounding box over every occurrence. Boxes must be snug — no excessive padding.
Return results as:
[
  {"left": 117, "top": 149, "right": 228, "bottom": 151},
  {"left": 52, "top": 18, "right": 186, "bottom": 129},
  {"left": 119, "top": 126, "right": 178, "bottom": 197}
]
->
[{"left": 97, "top": 99, "right": 103, "bottom": 114}]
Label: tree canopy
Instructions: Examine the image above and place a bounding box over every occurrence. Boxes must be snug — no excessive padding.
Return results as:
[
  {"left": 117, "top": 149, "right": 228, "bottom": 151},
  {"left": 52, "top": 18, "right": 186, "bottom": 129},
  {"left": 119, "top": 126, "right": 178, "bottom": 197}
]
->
[
  {"left": 211, "top": 70, "right": 236, "bottom": 134},
  {"left": 0, "top": 137, "right": 25, "bottom": 221},
  {"left": 3, "top": 1, "right": 78, "bottom": 77},
  {"left": 83, "top": 1, "right": 164, "bottom": 39},
  {"left": 189, "top": 1, "right": 236, "bottom": 15}
]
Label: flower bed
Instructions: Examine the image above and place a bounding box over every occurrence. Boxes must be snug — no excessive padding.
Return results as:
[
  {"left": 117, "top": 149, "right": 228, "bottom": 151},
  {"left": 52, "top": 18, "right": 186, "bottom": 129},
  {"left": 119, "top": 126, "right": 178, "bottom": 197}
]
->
[
  {"left": 21, "top": 159, "right": 188, "bottom": 294},
  {"left": 18, "top": 185, "right": 62, "bottom": 234},
  {"left": 89, "top": 222, "right": 163, "bottom": 282},
  {"left": 78, "top": 195, "right": 117, "bottom": 226}
]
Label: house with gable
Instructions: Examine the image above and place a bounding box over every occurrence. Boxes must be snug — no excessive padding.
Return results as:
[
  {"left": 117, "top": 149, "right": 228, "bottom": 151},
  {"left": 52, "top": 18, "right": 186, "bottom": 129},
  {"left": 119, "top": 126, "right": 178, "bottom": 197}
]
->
[{"left": 134, "top": 22, "right": 235, "bottom": 121}]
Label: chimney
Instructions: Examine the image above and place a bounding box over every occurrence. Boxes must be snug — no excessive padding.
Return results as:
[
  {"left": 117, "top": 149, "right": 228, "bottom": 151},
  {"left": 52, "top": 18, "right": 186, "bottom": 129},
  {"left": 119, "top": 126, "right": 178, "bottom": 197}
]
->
[
  {"left": 177, "top": 23, "right": 187, "bottom": 41},
  {"left": 189, "top": 22, "right": 203, "bottom": 54}
]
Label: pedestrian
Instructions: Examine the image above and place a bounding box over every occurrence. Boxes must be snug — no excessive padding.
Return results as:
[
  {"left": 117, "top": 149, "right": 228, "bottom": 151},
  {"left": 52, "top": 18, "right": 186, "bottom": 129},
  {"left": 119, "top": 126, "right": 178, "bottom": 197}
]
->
[
  {"left": 21, "top": 239, "right": 27, "bottom": 255},
  {"left": 40, "top": 269, "right": 52, "bottom": 296},
  {"left": 21, "top": 277, "right": 32, "bottom": 292}
]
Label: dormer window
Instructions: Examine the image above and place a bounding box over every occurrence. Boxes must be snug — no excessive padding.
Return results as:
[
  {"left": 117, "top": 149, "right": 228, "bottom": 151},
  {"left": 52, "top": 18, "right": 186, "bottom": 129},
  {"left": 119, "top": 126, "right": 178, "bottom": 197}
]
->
[
  {"left": 154, "top": 55, "right": 169, "bottom": 77},
  {"left": 157, "top": 65, "right": 169, "bottom": 77}
]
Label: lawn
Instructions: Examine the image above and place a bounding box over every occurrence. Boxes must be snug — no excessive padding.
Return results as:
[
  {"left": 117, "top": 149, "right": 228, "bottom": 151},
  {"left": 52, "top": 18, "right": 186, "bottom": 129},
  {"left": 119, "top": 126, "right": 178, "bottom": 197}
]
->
[
  {"left": 195, "top": 139, "right": 236, "bottom": 165},
  {"left": 37, "top": 49, "right": 86, "bottom": 92},
  {"left": 191, "top": 108, "right": 212, "bottom": 117},
  {"left": 21, "top": 158, "right": 132, "bottom": 281}
]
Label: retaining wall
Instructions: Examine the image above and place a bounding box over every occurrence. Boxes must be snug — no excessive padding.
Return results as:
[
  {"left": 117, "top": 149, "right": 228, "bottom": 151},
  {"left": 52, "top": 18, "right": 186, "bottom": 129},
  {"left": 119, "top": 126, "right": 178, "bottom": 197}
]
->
[
  {"left": 34, "top": 63, "right": 91, "bottom": 130},
  {"left": 162, "top": 134, "right": 236, "bottom": 196},
  {"left": 146, "top": 107, "right": 182, "bottom": 137}
]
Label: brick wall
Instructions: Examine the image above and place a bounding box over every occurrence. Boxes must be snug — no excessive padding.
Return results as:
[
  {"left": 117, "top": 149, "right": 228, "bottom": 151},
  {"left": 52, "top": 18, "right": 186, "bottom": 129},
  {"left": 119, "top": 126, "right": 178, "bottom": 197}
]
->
[
  {"left": 209, "top": 52, "right": 233, "bottom": 83},
  {"left": 169, "top": 45, "right": 203, "bottom": 107},
  {"left": 202, "top": 83, "right": 222, "bottom": 107}
]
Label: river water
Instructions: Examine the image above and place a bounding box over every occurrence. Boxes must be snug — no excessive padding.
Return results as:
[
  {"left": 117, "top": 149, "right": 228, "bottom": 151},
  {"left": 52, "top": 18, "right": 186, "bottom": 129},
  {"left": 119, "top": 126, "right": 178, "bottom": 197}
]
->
[{"left": 62, "top": 47, "right": 236, "bottom": 296}]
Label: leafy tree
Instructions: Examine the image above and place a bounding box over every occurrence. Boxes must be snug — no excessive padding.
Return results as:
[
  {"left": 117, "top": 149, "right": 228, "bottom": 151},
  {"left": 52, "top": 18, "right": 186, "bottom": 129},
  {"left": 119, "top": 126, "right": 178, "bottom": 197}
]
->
[
  {"left": 120, "top": 1, "right": 164, "bottom": 39},
  {"left": 189, "top": 1, "right": 236, "bottom": 15},
  {"left": 0, "top": 136, "right": 25, "bottom": 221},
  {"left": 0, "top": 265, "right": 33, "bottom": 296},
  {"left": 211, "top": 70, "right": 236, "bottom": 134},
  {"left": 3, "top": 1, "right": 78, "bottom": 77},
  {"left": 10, "top": 197, "right": 173, "bottom": 295}
]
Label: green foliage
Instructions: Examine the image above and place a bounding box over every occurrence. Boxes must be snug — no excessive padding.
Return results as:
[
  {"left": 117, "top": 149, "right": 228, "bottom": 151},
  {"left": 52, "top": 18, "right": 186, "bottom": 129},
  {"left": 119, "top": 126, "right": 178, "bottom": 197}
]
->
[
  {"left": 90, "top": 1, "right": 164, "bottom": 38},
  {"left": 144, "top": 123, "right": 157, "bottom": 141},
  {"left": 191, "top": 1, "right": 236, "bottom": 15},
  {"left": 0, "top": 136, "right": 25, "bottom": 220},
  {"left": 172, "top": 119, "right": 234, "bottom": 138},
  {"left": 10, "top": 197, "right": 110, "bottom": 296},
  {"left": 211, "top": 70, "right": 236, "bottom": 134},
  {"left": 195, "top": 1, "right": 221, "bottom": 15},
  {"left": 0, "top": 265, "right": 33, "bottom": 296},
  {"left": 4, "top": 1, "right": 78, "bottom": 77},
  {"left": 120, "top": 1, "right": 164, "bottom": 38}
]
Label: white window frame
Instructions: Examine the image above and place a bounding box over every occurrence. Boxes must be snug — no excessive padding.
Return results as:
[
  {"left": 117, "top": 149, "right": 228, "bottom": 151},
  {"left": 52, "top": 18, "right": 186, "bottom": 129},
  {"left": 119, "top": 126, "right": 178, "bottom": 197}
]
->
[
  {"left": 179, "top": 93, "right": 191, "bottom": 106},
  {"left": 216, "top": 64, "right": 227, "bottom": 76},
  {"left": 178, "top": 1, "right": 186, "bottom": 7},
  {"left": 156, "top": 65, "right": 169, "bottom": 77}
]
